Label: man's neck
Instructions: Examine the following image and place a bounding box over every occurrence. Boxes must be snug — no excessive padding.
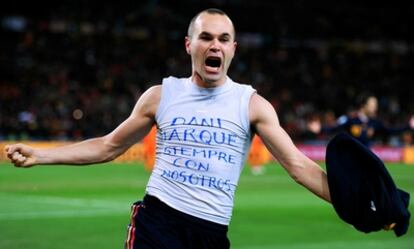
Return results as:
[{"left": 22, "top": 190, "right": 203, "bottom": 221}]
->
[{"left": 191, "top": 73, "right": 227, "bottom": 88}]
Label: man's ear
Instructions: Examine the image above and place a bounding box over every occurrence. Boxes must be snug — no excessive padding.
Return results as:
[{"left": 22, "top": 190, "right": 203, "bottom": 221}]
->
[{"left": 185, "top": 36, "right": 191, "bottom": 55}]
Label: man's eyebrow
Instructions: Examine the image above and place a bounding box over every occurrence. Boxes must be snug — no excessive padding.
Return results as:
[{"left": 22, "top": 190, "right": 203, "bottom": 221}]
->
[
  {"left": 198, "top": 32, "right": 213, "bottom": 37},
  {"left": 220, "top": 33, "right": 231, "bottom": 38},
  {"left": 198, "top": 31, "right": 232, "bottom": 37}
]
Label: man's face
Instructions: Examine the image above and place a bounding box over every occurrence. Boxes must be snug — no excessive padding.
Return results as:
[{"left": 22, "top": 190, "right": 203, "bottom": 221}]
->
[
  {"left": 364, "top": 97, "right": 378, "bottom": 117},
  {"left": 185, "top": 13, "right": 237, "bottom": 86}
]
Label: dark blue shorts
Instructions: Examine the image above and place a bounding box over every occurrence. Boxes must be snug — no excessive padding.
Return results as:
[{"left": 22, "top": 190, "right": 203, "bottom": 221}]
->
[{"left": 124, "top": 195, "right": 230, "bottom": 249}]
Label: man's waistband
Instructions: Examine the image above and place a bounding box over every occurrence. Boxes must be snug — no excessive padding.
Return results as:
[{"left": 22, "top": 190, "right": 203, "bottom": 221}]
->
[{"left": 143, "top": 194, "right": 228, "bottom": 233}]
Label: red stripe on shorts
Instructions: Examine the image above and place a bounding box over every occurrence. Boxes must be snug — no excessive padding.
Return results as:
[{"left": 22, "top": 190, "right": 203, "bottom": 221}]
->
[{"left": 125, "top": 203, "right": 141, "bottom": 249}]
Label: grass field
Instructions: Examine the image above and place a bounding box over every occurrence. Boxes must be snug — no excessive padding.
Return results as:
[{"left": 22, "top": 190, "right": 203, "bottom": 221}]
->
[{"left": 0, "top": 162, "right": 413, "bottom": 249}]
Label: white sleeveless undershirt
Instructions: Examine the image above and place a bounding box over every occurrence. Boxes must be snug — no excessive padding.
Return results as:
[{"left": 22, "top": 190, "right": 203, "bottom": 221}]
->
[{"left": 145, "top": 76, "right": 256, "bottom": 225}]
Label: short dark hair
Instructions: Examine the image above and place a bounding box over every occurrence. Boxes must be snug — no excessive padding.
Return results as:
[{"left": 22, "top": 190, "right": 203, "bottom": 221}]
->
[{"left": 187, "top": 8, "right": 235, "bottom": 38}]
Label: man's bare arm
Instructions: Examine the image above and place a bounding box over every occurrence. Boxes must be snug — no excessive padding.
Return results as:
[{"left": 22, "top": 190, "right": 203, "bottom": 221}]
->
[
  {"left": 6, "top": 85, "right": 161, "bottom": 167},
  {"left": 249, "top": 93, "right": 331, "bottom": 202}
]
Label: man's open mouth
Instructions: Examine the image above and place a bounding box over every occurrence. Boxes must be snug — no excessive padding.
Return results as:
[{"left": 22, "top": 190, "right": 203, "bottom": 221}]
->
[{"left": 205, "top": 56, "right": 222, "bottom": 68}]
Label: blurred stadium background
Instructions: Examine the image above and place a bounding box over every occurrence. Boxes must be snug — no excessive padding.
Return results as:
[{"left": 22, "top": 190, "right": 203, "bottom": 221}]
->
[{"left": 0, "top": 1, "right": 413, "bottom": 248}]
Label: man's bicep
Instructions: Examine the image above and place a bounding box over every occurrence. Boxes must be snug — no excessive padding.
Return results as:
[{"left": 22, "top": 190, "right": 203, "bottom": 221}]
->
[
  {"left": 250, "top": 94, "right": 302, "bottom": 167},
  {"left": 250, "top": 94, "right": 285, "bottom": 149},
  {"left": 104, "top": 85, "right": 160, "bottom": 151},
  {"left": 257, "top": 122, "right": 301, "bottom": 166},
  {"left": 108, "top": 115, "right": 154, "bottom": 147}
]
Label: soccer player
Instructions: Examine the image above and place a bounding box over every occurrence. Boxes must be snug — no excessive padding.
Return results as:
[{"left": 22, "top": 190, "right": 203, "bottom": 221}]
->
[
  {"left": 308, "top": 93, "right": 414, "bottom": 147},
  {"left": 6, "top": 9, "right": 331, "bottom": 249}
]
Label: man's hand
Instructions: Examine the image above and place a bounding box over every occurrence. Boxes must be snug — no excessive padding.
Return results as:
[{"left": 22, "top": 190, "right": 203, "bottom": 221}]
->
[{"left": 5, "top": 144, "right": 37, "bottom": 167}]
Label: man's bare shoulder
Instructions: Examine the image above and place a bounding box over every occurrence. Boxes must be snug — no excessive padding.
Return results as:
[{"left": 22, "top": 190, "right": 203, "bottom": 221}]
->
[
  {"left": 132, "top": 84, "right": 162, "bottom": 118},
  {"left": 249, "top": 93, "right": 266, "bottom": 107},
  {"left": 249, "top": 93, "right": 276, "bottom": 122},
  {"left": 143, "top": 85, "right": 162, "bottom": 103}
]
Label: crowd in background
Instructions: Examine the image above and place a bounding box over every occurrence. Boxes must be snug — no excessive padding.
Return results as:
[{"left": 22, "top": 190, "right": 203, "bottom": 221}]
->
[{"left": 1, "top": 1, "right": 414, "bottom": 146}]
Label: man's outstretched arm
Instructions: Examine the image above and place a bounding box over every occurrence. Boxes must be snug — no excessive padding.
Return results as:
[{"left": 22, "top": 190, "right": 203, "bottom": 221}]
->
[
  {"left": 249, "top": 93, "right": 331, "bottom": 203},
  {"left": 6, "top": 85, "right": 161, "bottom": 167}
]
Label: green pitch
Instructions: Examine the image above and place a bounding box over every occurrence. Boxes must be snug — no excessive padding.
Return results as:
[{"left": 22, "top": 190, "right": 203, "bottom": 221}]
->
[{"left": 0, "top": 162, "right": 413, "bottom": 249}]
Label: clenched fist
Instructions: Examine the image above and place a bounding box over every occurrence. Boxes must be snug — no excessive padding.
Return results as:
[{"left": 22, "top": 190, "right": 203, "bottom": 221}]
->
[{"left": 5, "top": 144, "right": 37, "bottom": 167}]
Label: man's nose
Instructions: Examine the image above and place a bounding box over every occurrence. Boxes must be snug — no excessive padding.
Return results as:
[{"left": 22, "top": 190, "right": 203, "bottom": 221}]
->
[{"left": 209, "top": 39, "right": 221, "bottom": 52}]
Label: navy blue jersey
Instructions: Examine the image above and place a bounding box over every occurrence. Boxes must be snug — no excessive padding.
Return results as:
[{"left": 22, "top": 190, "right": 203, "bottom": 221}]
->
[{"left": 324, "top": 114, "right": 410, "bottom": 147}]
